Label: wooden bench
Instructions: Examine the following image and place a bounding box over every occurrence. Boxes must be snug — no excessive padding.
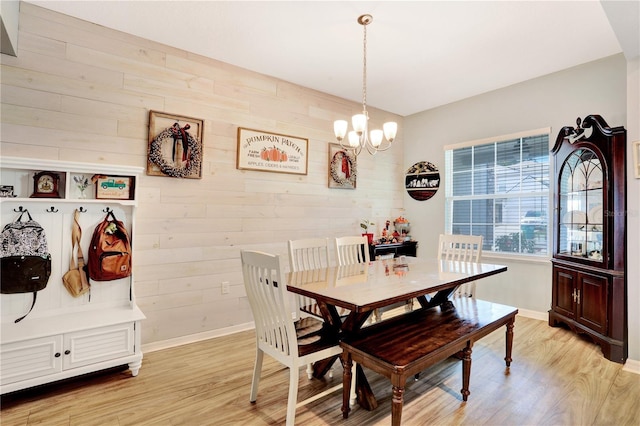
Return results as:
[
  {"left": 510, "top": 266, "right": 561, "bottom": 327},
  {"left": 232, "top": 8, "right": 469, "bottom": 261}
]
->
[{"left": 339, "top": 298, "right": 518, "bottom": 426}]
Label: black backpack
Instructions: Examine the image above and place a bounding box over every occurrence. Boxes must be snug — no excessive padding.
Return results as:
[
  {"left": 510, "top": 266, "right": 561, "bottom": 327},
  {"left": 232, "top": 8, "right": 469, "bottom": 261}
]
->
[{"left": 0, "top": 209, "right": 52, "bottom": 322}]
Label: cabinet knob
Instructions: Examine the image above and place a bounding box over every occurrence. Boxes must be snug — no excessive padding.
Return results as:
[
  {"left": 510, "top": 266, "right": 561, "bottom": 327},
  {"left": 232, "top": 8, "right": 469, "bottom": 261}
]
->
[
  {"left": 54, "top": 352, "right": 61, "bottom": 357},
  {"left": 64, "top": 350, "right": 71, "bottom": 355}
]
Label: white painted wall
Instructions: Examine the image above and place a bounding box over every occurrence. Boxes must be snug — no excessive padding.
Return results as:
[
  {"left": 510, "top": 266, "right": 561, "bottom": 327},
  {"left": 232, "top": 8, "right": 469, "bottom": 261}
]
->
[
  {"left": 625, "top": 57, "right": 639, "bottom": 363},
  {"left": 404, "top": 54, "right": 636, "bottom": 360},
  {"left": 0, "top": 4, "right": 404, "bottom": 345}
]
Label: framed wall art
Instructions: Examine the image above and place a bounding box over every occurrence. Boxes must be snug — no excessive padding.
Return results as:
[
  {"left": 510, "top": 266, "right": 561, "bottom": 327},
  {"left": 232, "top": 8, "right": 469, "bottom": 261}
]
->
[
  {"left": 147, "top": 111, "right": 203, "bottom": 179},
  {"left": 236, "top": 128, "right": 308, "bottom": 175},
  {"left": 328, "top": 143, "right": 357, "bottom": 189},
  {"left": 405, "top": 161, "right": 440, "bottom": 201},
  {"left": 95, "top": 175, "right": 135, "bottom": 200}
]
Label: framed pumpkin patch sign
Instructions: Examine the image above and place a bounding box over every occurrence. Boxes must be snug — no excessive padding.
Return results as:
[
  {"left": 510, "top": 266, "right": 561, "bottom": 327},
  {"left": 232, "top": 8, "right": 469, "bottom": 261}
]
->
[
  {"left": 236, "top": 128, "right": 308, "bottom": 175},
  {"left": 328, "top": 143, "right": 357, "bottom": 189},
  {"left": 147, "top": 111, "right": 203, "bottom": 179}
]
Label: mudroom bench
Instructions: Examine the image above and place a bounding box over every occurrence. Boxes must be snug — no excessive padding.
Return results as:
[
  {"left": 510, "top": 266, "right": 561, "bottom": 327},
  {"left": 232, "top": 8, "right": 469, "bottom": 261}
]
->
[{"left": 340, "top": 298, "right": 518, "bottom": 426}]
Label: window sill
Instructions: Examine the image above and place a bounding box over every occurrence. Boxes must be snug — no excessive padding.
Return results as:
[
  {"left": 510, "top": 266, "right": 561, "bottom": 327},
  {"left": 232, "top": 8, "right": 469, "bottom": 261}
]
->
[{"left": 483, "top": 252, "right": 551, "bottom": 265}]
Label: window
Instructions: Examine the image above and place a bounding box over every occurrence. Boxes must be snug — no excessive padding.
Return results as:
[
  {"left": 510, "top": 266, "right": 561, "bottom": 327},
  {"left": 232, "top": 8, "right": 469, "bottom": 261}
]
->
[{"left": 445, "top": 129, "right": 550, "bottom": 256}]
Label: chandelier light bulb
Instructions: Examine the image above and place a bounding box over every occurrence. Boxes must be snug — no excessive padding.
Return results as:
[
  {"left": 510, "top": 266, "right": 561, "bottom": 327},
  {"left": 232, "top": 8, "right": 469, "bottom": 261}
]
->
[
  {"left": 348, "top": 131, "right": 360, "bottom": 148},
  {"left": 352, "top": 114, "right": 367, "bottom": 135},
  {"left": 334, "top": 120, "right": 348, "bottom": 142},
  {"left": 383, "top": 122, "right": 398, "bottom": 142},
  {"left": 370, "top": 129, "right": 383, "bottom": 147}
]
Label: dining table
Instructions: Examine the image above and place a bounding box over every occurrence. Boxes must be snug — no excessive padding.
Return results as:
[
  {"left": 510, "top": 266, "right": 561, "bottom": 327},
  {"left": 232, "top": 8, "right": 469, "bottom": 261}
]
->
[{"left": 286, "top": 256, "right": 508, "bottom": 410}]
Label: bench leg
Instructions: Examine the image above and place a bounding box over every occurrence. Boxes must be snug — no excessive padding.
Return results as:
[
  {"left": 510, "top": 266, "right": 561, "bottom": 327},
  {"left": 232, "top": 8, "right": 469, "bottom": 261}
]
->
[
  {"left": 340, "top": 353, "right": 353, "bottom": 419},
  {"left": 461, "top": 342, "right": 472, "bottom": 401},
  {"left": 505, "top": 319, "right": 514, "bottom": 367},
  {"left": 391, "top": 384, "right": 405, "bottom": 426}
]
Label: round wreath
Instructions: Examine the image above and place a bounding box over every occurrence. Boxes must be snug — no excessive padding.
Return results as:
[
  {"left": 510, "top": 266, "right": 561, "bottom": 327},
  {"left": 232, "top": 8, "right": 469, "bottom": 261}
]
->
[
  {"left": 149, "top": 124, "right": 202, "bottom": 178},
  {"left": 330, "top": 150, "right": 357, "bottom": 187}
]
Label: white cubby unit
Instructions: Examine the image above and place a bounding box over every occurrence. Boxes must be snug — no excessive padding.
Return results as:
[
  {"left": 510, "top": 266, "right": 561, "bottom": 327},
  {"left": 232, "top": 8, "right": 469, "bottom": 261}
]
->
[{"left": 0, "top": 157, "right": 145, "bottom": 394}]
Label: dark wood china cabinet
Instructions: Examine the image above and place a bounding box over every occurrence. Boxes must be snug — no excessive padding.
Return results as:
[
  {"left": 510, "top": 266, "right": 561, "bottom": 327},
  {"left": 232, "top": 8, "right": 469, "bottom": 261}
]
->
[{"left": 549, "top": 115, "right": 627, "bottom": 363}]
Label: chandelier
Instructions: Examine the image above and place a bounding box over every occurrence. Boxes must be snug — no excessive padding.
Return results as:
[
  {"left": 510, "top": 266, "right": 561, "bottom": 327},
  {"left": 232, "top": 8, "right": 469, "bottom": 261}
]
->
[{"left": 333, "top": 14, "right": 397, "bottom": 156}]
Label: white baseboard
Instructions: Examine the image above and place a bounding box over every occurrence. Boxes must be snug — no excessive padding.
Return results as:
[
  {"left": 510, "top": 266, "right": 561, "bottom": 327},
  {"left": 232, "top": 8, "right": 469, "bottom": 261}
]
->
[
  {"left": 142, "top": 322, "right": 255, "bottom": 353},
  {"left": 516, "top": 308, "right": 548, "bottom": 321},
  {"left": 622, "top": 358, "right": 640, "bottom": 375}
]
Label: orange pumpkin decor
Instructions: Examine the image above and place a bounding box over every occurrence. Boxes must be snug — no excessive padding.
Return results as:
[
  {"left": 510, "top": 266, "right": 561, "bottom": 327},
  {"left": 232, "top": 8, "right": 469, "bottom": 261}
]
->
[{"left": 260, "top": 146, "right": 288, "bottom": 162}]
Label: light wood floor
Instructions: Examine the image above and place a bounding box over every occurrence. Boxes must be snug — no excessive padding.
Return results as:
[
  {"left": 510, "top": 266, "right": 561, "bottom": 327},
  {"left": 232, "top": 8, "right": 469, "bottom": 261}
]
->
[{"left": 2, "top": 315, "right": 639, "bottom": 425}]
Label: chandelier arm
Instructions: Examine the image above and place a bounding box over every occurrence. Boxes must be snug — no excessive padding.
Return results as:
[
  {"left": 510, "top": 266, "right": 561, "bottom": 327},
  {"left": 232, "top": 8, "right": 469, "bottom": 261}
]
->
[
  {"left": 339, "top": 139, "right": 363, "bottom": 156},
  {"left": 369, "top": 140, "right": 393, "bottom": 153}
]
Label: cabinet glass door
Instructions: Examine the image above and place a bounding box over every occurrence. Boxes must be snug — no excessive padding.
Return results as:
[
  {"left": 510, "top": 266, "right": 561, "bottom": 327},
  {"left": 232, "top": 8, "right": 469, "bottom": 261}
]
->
[{"left": 558, "top": 148, "right": 604, "bottom": 262}]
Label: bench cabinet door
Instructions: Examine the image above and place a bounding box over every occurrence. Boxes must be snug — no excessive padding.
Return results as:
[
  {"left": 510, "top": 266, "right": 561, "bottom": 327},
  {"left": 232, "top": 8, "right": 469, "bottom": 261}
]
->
[
  {"left": 63, "top": 323, "right": 135, "bottom": 370},
  {"left": 0, "top": 335, "right": 63, "bottom": 385}
]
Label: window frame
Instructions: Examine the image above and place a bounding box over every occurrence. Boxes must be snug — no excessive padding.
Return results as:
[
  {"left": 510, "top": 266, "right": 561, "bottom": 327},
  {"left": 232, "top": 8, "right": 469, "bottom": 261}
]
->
[{"left": 444, "top": 128, "right": 552, "bottom": 260}]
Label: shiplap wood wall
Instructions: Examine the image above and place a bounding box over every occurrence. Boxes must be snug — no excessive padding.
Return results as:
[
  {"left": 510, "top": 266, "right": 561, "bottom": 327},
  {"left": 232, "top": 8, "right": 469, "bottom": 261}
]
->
[{"left": 0, "top": 3, "right": 405, "bottom": 345}]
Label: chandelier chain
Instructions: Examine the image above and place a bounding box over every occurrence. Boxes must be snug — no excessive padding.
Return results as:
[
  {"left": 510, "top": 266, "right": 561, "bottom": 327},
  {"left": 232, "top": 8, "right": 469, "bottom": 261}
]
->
[{"left": 362, "top": 22, "right": 367, "bottom": 114}]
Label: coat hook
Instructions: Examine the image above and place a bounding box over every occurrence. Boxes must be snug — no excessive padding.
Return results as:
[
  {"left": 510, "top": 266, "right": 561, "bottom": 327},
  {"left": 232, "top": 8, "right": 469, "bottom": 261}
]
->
[
  {"left": 103, "top": 207, "right": 112, "bottom": 213},
  {"left": 13, "top": 206, "right": 27, "bottom": 213},
  {"left": 78, "top": 206, "right": 87, "bottom": 213},
  {"left": 46, "top": 206, "right": 59, "bottom": 213}
]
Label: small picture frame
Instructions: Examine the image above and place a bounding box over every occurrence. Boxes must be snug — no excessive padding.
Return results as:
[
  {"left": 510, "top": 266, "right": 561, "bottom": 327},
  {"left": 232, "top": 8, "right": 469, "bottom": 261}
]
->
[
  {"left": 95, "top": 175, "right": 134, "bottom": 200},
  {"left": 328, "top": 143, "right": 357, "bottom": 189},
  {"left": 0, "top": 185, "right": 16, "bottom": 198}
]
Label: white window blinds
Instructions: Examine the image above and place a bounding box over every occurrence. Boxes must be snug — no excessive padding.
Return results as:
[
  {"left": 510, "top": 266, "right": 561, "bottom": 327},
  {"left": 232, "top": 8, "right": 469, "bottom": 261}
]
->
[{"left": 445, "top": 130, "right": 550, "bottom": 256}]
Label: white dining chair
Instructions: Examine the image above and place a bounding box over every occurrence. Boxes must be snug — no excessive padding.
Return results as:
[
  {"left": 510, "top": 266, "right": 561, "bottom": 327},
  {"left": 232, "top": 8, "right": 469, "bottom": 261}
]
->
[
  {"left": 241, "top": 250, "right": 348, "bottom": 426},
  {"left": 373, "top": 253, "right": 413, "bottom": 322},
  {"left": 375, "top": 253, "right": 396, "bottom": 260},
  {"left": 335, "top": 235, "right": 370, "bottom": 266},
  {"left": 437, "top": 234, "right": 483, "bottom": 297},
  {"left": 288, "top": 238, "right": 332, "bottom": 379},
  {"left": 288, "top": 238, "right": 330, "bottom": 319},
  {"left": 288, "top": 237, "right": 331, "bottom": 272}
]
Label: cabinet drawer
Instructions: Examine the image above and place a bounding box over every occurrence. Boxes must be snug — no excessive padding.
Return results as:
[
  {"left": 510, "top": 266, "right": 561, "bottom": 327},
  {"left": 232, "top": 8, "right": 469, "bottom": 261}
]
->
[
  {"left": 1, "top": 335, "right": 63, "bottom": 385},
  {"left": 63, "top": 323, "right": 135, "bottom": 370}
]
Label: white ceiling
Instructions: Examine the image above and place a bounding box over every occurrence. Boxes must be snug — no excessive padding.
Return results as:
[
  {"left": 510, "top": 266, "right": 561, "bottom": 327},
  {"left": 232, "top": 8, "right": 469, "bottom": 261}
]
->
[{"left": 27, "top": 1, "right": 631, "bottom": 117}]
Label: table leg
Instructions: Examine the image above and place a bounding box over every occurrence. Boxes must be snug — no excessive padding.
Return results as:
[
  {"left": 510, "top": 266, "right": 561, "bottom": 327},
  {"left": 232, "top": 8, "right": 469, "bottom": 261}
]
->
[
  {"left": 505, "top": 318, "right": 514, "bottom": 367},
  {"left": 314, "top": 304, "right": 379, "bottom": 410},
  {"left": 355, "top": 363, "right": 378, "bottom": 410},
  {"left": 312, "top": 355, "right": 338, "bottom": 379},
  {"left": 461, "top": 342, "right": 472, "bottom": 401},
  {"left": 341, "top": 353, "right": 353, "bottom": 419}
]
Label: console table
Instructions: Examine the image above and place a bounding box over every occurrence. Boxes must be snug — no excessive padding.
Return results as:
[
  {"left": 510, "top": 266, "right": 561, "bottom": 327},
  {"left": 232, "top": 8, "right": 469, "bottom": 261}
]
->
[{"left": 369, "top": 240, "right": 418, "bottom": 260}]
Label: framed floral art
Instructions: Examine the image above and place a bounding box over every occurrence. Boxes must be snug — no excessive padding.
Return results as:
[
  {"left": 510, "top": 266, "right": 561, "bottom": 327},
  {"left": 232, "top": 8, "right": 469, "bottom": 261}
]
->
[
  {"left": 328, "top": 143, "right": 357, "bottom": 189},
  {"left": 147, "top": 111, "right": 203, "bottom": 179}
]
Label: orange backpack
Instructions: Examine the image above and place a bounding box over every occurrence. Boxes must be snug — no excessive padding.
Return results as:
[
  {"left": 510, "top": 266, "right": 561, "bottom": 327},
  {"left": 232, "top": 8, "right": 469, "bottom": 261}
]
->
[{"left": 87, "top": 210, "right": 132, "bottom": 281}]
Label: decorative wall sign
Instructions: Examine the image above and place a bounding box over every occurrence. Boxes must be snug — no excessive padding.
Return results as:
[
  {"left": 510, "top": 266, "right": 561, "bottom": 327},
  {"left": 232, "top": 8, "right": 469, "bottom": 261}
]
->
[
  {"left": 148, "top": 111, "right": 203, "bottom": 179},
  {"left": 236, "top": 128, "right": 308, "bottom": 175},
  {"left": 95, "top": 175, "right": 135, "bottom": 200},
  {"left": 328, "top": 143, "right": 357, "bottom": 189},
  {"left": 405, "top": 161, "right": 440, "bottom": 201}
]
